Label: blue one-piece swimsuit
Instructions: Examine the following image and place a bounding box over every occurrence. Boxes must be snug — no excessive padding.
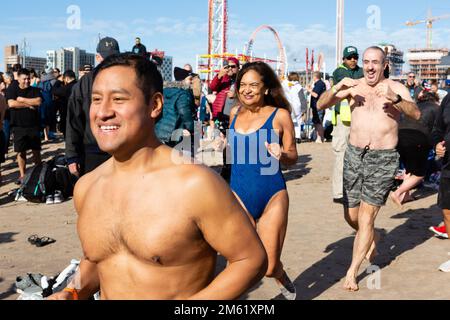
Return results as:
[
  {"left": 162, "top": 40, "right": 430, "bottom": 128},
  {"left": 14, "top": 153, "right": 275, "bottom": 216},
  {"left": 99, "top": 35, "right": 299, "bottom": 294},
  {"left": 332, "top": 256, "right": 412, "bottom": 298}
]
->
[{"left": 229, "top": 108, "right": 287, "bottom": 221}]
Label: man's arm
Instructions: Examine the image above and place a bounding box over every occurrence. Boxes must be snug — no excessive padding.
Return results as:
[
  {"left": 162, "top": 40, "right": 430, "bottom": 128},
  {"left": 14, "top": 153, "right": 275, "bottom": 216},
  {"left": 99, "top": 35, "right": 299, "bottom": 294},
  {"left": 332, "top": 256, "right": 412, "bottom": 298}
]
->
[
  {"left": 187, "top": 168, "right": 267, "bottom": 300},
  {"left": 65, "top": 82, "right": 86, "bottom": 176},
  {"left": 18, "top": 97, "right": 42, "bottom": 107},
  {"left": 375, "top": 82, "right": 421, "bottom": 120},
  {"left": 7, "top": 99, "right": 34, "bottom": 109},
  {"left": 317, "top": 78, "right": 357, "bottom": 110}
]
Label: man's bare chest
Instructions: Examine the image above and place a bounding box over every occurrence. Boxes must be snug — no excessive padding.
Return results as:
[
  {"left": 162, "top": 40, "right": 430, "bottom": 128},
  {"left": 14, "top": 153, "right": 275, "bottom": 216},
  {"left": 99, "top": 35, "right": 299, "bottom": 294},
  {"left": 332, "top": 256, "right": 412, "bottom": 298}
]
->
[{"left": 78, "top": 187, "right": 206, "bottom": 266}]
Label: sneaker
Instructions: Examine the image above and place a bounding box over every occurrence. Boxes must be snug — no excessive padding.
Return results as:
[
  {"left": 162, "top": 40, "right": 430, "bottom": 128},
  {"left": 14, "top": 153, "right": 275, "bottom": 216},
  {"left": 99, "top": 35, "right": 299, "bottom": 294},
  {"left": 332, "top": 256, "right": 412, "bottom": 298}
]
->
[
  {"left": 277, "top": 272, "right": 297, "bottom": 300},
  {"left": 53, "top": 191, "right": 63, "bottom": 204},
  {"left": 429, "top": 226, "right": 449, "bottom": 239},
  {"left": 439, "top": 260, "right": 450, "bottom": 273},
  {"left": 46, "top": 195, "right": 54, "bottom": 205}
]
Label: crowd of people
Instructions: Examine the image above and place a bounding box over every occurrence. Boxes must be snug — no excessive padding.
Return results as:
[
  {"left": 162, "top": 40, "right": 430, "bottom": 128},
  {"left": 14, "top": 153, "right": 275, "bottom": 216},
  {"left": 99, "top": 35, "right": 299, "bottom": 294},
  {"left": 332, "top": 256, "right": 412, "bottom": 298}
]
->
[{"left": 0, "top": 36, "right": 449, "bottom": 300}]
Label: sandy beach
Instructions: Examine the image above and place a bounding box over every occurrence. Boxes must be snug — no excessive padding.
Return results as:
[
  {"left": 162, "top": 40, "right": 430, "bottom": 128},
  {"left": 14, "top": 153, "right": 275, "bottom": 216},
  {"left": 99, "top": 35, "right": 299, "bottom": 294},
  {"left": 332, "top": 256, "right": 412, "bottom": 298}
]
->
[{"left": 0, "top": 139, "right": 448, "bottom": 300}]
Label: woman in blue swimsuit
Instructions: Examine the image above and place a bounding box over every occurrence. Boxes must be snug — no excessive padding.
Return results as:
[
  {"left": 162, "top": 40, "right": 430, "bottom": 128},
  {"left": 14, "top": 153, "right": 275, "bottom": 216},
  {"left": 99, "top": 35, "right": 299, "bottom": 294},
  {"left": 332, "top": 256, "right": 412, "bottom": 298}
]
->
[{"left": 228, "top": 62, "right": 299, "bottom": 299}]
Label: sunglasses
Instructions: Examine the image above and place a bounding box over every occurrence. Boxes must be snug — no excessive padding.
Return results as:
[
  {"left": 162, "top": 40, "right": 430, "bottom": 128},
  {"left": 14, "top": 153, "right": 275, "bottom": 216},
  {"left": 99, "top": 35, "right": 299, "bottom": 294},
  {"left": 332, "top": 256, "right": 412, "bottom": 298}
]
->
[
  {"left": 225, "top": 65, "right": 238, "bottom": 69},
  {"left": 346, "top": 55, "right": 359, "bottom": 61},
  {"left": 408, "top": 76, "right": 415, "bottom": 78}
]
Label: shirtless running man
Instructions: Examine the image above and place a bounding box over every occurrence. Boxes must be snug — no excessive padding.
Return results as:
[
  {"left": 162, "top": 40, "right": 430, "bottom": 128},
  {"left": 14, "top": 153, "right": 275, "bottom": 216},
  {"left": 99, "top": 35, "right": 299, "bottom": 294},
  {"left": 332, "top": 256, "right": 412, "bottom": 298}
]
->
[
  {"left": 318, "top": 46, "right": 420, "bottom": 291},
  {"left": 48, "top": 53, "right": 267, "bottom": 300}
]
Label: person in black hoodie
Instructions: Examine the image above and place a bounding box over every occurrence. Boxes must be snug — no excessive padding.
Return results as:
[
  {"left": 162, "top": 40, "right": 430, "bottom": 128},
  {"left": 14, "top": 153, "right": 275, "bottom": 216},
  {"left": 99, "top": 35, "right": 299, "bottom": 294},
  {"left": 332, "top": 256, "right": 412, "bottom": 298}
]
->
[
  {"left": 65, "top": 37, "right": 120, "bottom": 177},
  {"left": 432, "top": 94, "right": 450, "bottom": 246}
]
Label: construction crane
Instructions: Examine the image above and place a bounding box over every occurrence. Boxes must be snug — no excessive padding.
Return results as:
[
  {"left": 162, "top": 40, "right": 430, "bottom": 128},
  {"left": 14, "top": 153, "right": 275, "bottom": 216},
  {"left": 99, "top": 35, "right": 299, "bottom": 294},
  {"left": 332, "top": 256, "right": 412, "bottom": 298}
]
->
[{"left": 406, "top": 9, "right": 450, "bottom": 49}]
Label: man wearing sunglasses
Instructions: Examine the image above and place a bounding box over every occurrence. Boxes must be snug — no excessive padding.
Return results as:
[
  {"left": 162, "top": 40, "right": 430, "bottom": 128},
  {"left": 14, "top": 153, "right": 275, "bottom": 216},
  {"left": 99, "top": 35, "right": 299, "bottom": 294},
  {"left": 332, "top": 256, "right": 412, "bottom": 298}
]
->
[
  {"left": 331, "top": 46, "right": 364, "bottom": 205},
  {"left": 209, "top": 57, "right": 240, "bottom": 122},
  {"left": 405, "top": 72, "right": 422, "bottom": 102}
]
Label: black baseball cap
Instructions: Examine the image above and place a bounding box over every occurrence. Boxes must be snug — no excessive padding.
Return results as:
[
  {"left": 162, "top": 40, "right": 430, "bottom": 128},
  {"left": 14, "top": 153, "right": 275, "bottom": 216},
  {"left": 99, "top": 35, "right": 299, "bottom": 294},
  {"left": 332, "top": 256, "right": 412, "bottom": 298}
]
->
[
  {"left": 174, "top": 67, "right": 198, "bottom": 82},
  {"left": 96, "top": 37, "right": 120, "bottom": 59}
]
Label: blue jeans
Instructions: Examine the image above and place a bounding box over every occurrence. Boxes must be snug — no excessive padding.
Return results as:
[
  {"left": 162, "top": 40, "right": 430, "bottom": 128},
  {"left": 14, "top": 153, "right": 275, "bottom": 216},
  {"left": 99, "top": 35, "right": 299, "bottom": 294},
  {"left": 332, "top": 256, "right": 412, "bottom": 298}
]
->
[{"left": 3, "top": 119, "right": 11, "bottom": 150}]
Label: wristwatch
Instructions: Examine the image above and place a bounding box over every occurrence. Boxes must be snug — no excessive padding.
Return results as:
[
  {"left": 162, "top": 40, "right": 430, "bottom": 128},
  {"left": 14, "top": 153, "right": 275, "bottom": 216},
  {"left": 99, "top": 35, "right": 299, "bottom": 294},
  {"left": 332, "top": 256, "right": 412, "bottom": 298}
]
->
[{"left": 393, "top": 94, "right": 403, "bottom": 105}]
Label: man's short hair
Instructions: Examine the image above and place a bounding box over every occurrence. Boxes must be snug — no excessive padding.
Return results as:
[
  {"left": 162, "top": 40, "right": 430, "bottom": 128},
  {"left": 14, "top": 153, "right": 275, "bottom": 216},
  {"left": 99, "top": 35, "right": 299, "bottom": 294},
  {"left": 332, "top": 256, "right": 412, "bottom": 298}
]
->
[
  {"left": 12, "top": 64, "right": 22, "bottom": 73},
  {"left": 93, "top": 53, "right": 163, "bottom": 104},
  {"left": 53, "top": 68, "right": 61, "bottom": 74},
  {"left": 18, "top": 68, "right": 30, "bottom": 77},
  {"left": 288, "top": 72, "right": 299, "bottom": 82},
  {"left": 313, "top": 71, "right": 322, "bottom": 79},
  {"left": 364, "top": 46, "right": 387, "bottom": 63},
  {"left": 63, "top": 70, "right": 76, "bottom": 80}
]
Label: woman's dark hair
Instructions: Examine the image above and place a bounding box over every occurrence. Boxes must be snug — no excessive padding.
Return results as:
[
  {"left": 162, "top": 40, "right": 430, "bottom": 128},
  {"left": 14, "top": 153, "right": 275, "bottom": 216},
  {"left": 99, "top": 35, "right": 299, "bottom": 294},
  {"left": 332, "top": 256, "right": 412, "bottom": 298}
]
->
[
  {"left": 418, "top": 90, "right": 439, "bottom": 103},
  {"left": 236, "top": 62, "right": 291, "bottom": 112},
  {"left": 93, "top": 53, "right": 163, "bottom": 104}
]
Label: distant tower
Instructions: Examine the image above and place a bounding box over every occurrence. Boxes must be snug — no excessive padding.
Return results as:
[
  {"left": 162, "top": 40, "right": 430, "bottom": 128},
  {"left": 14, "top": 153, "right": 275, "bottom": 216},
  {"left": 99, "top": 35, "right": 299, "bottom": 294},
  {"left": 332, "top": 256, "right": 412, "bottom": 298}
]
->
[
  {"left": 336, "top": 0, "right": 344, "bottom": 67},
  {"left": 208, "top": 0, "right": 228, "bottom": 81}
]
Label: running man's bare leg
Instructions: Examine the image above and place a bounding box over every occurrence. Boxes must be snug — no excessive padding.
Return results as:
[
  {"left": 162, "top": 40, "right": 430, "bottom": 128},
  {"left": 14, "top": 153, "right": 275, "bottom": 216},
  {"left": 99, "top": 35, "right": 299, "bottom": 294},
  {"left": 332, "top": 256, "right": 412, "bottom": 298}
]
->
[
  {"left": 344, "top": 201, "right": 381, "bottom": 291},
  {"left": 345, "top": 207, "right": 359, "bottom": 231}
]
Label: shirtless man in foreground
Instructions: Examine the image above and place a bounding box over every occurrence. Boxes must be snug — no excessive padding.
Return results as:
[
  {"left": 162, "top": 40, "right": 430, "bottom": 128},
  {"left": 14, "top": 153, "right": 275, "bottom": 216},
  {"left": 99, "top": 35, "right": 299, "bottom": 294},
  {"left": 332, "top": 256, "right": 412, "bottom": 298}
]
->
[
  {"left": 318, "top": 46, "right": 420, "bottom": 291},
  {"left": 48, "top": 53, "right": 267, "bottom": 300}
]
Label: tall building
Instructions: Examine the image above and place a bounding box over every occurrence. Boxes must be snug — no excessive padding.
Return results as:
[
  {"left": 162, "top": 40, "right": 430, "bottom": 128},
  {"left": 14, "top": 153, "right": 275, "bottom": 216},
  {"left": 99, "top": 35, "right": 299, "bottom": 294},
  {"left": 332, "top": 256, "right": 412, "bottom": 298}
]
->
[
  {"left": 46, "top": 47, "right": 95, "bottom": 76},
  {"left": 437, "top": 54, "right": 450, "bottom": 81},
  {"left": 150, "top": 49, "right": 173, "bottom": 82},
  {"left": 407, "top": 48, "right": 449, "bottom": 81},
  {"left": 379, "top": 44, "right": 405, "bottom": 78},
  {"left": 3, "top": 44, "right": 46, "bottom": 72}
]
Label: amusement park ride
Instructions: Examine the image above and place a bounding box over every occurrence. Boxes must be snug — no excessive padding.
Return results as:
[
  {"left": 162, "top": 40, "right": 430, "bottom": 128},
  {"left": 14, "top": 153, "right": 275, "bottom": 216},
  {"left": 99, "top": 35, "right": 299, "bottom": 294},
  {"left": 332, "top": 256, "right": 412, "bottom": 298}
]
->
[
  {"left": 199, "top": 0, "right": 323, "bottom": 82},
  {"left": 199, "top": 0, "right": 290, "bottom": 80}
]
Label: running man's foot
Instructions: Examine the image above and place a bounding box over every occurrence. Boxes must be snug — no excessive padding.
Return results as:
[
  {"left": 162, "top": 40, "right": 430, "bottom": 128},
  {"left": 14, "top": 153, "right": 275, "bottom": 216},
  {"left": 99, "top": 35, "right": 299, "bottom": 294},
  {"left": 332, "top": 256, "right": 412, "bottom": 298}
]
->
[
  {"left": 276, "top": 272, "right": 296, "bottom": 300},
  {"left": 343, "top": 272, "right": 359, "bottom": 292}
]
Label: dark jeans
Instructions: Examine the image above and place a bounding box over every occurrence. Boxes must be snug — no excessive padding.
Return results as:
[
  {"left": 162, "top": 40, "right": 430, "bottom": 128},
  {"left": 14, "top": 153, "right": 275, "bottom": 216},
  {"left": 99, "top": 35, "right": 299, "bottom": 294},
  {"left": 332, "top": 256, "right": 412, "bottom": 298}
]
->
[{"left": 3, "top": 119, "right": 11, "bottom": 151}]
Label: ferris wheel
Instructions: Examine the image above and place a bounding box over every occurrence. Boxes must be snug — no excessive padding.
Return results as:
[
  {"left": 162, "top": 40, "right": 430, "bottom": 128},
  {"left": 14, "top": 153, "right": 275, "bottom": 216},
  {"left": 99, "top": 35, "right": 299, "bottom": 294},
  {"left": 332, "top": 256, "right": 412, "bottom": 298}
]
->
[{"left": 245, "top": 25, "right": 288, "bottom": 77}]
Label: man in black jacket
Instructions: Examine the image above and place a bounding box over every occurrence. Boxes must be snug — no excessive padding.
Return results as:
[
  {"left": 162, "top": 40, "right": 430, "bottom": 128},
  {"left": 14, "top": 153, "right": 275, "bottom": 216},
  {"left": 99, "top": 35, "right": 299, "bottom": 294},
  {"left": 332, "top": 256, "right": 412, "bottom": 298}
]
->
[
  {"left": 65, "top": 37, "right": 120, "bottom": 177},
  {"left": 132, "top": 37, "right": 147, "bottom": 58},
  {"left": 53, "top": 70, "right": 77, "bottom": 138}
]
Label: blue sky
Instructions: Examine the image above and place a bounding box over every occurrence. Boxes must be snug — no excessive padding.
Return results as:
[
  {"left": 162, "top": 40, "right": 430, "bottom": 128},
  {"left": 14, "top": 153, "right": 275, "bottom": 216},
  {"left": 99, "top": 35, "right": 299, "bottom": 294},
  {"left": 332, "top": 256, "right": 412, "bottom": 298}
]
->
[{"left": 1, "top": 0, "right": 450, "bottom": 73}]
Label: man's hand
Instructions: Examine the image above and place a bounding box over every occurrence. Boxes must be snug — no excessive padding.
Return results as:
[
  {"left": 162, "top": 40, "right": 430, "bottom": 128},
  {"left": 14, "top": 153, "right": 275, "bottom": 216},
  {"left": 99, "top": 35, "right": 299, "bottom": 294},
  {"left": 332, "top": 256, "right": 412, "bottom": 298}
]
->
[
  {"left": 436, "top": 141, "right": 447, "bottom": 159},
  {"left": 69, "top": 163, "right": 80, "bottom": 178},
  {"left": 46, "top": 290, "right": 75, "bottom": 300},
  {"left": 218, "top": 66, "right": 228, "bottom": 79},
  {"left": 335, "top": 78, "right": 359, "bottom": 92},
  {"left": 375, "top": 82, "right": 398, "bottom": 103}
]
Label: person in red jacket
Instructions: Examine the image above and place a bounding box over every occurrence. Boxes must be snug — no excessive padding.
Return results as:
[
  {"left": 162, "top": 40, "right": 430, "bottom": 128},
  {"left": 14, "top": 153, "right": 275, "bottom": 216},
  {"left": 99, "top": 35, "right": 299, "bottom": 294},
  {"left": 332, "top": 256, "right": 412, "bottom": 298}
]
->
[{"left": 209, "top": 57, "right": 240, "bottom": 123}]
